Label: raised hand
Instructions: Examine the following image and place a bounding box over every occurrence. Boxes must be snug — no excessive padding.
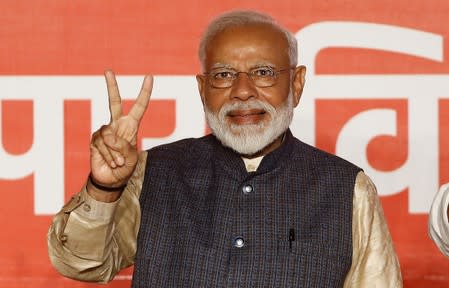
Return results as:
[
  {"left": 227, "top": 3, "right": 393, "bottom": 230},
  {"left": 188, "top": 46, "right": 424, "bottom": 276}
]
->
[{"left": 88, "top": 70, "right": 153, "bottom": 197}]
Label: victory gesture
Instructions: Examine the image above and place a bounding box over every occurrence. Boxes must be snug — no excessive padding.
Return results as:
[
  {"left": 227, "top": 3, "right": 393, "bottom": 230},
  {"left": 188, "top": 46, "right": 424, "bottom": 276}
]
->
[{"left": 88, "top": 70, "right": 153, "bottom": 199}]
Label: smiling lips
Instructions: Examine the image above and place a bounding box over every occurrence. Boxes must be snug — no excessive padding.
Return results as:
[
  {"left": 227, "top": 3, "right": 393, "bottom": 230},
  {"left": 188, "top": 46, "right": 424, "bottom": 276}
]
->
[{"left": 227, "top": 109, "right": 267, "bottom": 125}]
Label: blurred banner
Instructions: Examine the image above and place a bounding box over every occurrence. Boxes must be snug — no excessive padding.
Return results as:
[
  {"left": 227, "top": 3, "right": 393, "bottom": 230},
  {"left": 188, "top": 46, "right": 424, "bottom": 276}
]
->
[{"left": 1, "top": 1, "right": 449, "bottom": 287}]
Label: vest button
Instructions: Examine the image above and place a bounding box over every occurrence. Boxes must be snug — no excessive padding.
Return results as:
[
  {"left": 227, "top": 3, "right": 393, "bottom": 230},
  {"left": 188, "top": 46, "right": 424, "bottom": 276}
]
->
[
  {"left": 233, "top": 236, "right": 245, "bottom": 248},
  {"left": 59, "top": 234, "right": 68, "bottom": 243},
  {"left": 242, "top": 184, "right": 253, "bottom": 194},
  {"left": 83, "top": 203, "right": 91, "bottom": 212}
]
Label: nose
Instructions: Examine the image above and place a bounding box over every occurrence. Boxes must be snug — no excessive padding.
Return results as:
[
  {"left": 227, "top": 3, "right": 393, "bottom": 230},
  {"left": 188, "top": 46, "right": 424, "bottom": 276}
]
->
[{"left": 230, "top": 72, "right": 257, "bottom": 101}]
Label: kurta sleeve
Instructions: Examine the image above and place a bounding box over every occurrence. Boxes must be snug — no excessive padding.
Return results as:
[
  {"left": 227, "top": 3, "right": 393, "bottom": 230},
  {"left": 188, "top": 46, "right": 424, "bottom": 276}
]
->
[
  {"left": 343, "top": 171, "right": 403, "bottom": 287},
  {"left": 429, "top": 183, "right": 449, "bottom": 257},
  {"left": 47, "top": 151, "right": 147, "bottom": 283}
]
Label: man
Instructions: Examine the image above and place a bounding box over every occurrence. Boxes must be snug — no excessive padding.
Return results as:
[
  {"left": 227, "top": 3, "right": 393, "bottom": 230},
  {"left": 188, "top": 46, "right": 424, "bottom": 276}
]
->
[
  {"left": 429, "top": 183, "right": 449, "bottom": 257},
  {"left": 48, "top": 10, "right": 402, "bottom": 287}
]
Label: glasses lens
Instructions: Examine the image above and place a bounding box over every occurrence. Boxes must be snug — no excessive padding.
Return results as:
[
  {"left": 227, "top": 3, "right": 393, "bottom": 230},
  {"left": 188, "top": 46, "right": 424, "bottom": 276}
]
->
[
  {"left": 209, "top": 70, "right": 235, "bottom": 88},
  {"left": 251, "top": 67, "right": 276, "bottom": 87}
]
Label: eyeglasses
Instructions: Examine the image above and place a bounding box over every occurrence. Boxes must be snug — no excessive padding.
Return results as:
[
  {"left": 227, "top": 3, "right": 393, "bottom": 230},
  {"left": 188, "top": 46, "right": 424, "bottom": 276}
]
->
[{"left": 203, "top": 66, "right": 293, "bottom": 88}]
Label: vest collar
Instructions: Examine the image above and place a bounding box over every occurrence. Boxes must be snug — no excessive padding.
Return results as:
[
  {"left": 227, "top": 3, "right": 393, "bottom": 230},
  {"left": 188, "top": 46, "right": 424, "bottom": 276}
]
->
[{"left": 211, "top": 129, "right": 295, "bottom": 181}]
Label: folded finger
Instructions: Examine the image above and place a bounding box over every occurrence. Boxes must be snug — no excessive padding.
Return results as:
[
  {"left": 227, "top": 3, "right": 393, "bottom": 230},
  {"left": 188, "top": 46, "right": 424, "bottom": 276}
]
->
[{"left": 91, "top": 133, "right": 118, "bottom": 168}]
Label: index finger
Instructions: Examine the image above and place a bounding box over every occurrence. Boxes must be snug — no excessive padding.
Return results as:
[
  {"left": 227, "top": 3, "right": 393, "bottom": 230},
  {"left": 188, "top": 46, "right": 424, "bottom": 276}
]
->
[
  {"left": 104, "top": 70, "right": 122, "bottom": 122},
  {"left": 128, "top": 75, "right": 153, "bottom": 122}
]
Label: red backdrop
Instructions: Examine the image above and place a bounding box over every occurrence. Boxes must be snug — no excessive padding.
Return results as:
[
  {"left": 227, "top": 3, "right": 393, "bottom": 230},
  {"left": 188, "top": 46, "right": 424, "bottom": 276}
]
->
[{"left": 1, "top": 1, "right": 449, "bottom": 287}]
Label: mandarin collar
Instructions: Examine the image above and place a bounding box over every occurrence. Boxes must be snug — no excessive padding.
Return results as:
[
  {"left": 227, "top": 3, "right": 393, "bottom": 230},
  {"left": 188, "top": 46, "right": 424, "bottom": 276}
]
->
[{"left": 211, "top": 129, "right": 294, "bottom": 181}]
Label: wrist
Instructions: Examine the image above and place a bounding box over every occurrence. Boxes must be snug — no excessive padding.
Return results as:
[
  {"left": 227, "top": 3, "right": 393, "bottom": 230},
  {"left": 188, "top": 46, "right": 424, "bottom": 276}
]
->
[{"left": 88, "top": 173, "right": 127, "bottom": 193}]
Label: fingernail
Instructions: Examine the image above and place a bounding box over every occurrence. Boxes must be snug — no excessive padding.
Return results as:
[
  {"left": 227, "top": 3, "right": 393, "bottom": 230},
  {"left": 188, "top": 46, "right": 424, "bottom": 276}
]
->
[{"left": 116, "top": 156, "right": 125, "bottom": 166}]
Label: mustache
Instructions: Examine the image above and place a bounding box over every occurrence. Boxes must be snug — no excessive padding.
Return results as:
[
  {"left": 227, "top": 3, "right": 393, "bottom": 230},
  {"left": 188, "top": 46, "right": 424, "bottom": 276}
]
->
[{"left": 219, "top": 99, "right": 276, "bottom": 118}]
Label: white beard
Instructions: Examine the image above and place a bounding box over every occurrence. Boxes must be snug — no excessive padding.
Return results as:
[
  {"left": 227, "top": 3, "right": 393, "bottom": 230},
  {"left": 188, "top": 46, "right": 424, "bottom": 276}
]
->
[{"left": 204, "top": 93, "right": 294, "bottom": 156}]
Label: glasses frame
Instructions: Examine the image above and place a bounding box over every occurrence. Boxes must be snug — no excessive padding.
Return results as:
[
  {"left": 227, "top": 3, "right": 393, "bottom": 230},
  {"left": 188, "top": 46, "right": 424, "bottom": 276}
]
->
[{"left": 203, "top": 66, "right": 295, "bottom": 88}]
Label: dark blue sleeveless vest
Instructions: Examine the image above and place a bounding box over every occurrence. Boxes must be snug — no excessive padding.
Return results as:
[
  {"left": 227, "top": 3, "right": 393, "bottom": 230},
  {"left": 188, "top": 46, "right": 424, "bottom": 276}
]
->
[{"left": 133, "top": 130, "right": 361, "bottom": 287}]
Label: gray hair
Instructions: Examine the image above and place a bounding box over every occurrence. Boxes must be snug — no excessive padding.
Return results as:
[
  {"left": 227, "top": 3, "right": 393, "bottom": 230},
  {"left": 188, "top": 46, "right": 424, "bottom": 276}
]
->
[{"left": 198, "top": 10, "right": 298, "bottom": 71}]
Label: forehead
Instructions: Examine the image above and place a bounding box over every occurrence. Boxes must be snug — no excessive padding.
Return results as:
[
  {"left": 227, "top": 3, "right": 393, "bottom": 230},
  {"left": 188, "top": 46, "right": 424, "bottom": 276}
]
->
[{"left": 204, "top": 23, "right": 290, "bottom": 69}]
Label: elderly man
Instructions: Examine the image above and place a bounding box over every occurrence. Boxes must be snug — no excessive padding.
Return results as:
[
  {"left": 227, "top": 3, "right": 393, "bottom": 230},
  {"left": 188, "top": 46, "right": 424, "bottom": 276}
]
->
[{"left": 48, "top": 10, "right": 402, "bottom": 287}]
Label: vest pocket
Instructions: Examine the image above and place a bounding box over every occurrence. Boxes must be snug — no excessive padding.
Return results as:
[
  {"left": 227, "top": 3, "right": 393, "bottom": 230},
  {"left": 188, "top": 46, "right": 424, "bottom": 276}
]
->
[{"left": 285, "top": 241, "right": 351, "bottom": 287}]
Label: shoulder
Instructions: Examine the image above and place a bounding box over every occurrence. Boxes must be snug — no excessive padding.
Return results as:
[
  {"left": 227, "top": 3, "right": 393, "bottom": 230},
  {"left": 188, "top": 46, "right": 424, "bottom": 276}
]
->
[
  {"left": 289, "top": 136, "right": 361, "bottom": 172},
  {"left": 144, "top": 134, "right": 215, "bottom": 164},
  {"left": 149, "top": 134, "right": 213, "bottom": 152},
  {"left": 353, "top": 171, "right": 378, "bottom": 203}
]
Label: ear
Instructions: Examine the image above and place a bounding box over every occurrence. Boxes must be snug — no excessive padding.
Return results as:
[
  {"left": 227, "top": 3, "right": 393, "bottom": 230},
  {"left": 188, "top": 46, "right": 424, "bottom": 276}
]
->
[
  {"left": 196, "top": 74, "right": 206, "bottom": 105},
  {"left": 291, "top": 65, "right": 306, "bottom": 107}
]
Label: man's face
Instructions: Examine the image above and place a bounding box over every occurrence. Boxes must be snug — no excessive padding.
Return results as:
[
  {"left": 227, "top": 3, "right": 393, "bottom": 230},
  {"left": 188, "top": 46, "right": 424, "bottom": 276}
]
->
[{"left": 196, "top": 23, "right": 305, "bottom": 156}]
